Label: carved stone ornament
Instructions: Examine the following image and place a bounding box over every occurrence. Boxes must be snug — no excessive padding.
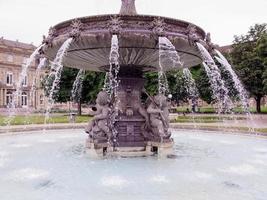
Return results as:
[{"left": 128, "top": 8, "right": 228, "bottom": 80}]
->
[
  {"left": 205, "top": 32, "right": 217, "bottom": 53},
  {"left": 108, "top": 16, "right": 123, "bottom": 35},
  {"left": 42, "top": 27, "right": 57, "bottom": 47},
  {"left": 69, "top": 19, "right": 84, "bottom": 39},
  {"left": 187, "top": 24, "right": 200, "bottom": 45},
  {"left": 152, "top": 17, "right": 166, "bottom": 37}
]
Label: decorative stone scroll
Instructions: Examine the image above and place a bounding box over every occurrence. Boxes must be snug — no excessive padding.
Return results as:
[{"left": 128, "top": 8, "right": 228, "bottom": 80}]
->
[{"left": 69, "top": 19, "right": 84, "bottom": 39}]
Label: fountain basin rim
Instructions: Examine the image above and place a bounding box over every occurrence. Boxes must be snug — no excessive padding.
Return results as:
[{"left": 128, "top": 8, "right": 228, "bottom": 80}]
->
[
  {"left": 50, "top": 14, "right": 206, "bottom": 39},
  {"left": 1, "top": 124, "right": 266, "bottom": 139}
]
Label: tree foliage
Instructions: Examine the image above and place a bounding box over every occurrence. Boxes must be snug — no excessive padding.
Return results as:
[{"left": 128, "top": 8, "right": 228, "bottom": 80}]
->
[
  {"left": 43, "top": 67, "right": 105, "bottom": 114},
  {"left": 256, "top": 33, "right": 267, "bottom": 92},
  {"left": 144, "top": 72, "right": 158, "bottom": 96},
  {"left": 230, "top": 23, "right": 267, "bottom": 112},
  {"left": 167, "top": 70, "right": 190, "bottom": 104},
  {"left": 190, "top": 65, "right": 214, "bottom": 104},
  {"left": 80, "top": 71, "right": 105, "bottom": 104}
]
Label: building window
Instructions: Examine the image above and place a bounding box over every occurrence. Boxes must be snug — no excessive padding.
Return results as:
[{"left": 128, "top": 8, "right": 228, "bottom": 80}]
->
[
  {"left": 40, "top": 94, "right": 44, "bottom": 105},
  {"left": 6, "top": 72, "right": 13, "bottom": 85},
  {"left": 22, "top": 76, "right": 27, "bottom": 86},
  {"left": 6, "top": 91, "right": 13, "bottom": 106},
  {"left": 21, "top": 92, "right": 28, "bottom": 107}
]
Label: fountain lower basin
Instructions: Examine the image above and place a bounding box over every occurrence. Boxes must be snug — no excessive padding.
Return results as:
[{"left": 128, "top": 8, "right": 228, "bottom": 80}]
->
[{"left": 0, "top": 129, "right": 266, "bottom": 200}]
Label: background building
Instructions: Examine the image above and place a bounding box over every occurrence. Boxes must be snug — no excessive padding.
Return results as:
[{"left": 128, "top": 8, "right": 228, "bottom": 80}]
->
[{"left": 0, "top": 37, "right": 46, "bottom": 114}]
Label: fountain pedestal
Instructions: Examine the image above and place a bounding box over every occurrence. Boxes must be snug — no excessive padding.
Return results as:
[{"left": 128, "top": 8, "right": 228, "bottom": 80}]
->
[{"left": 86, "top": 70, "right": 173, "bottom": 157}]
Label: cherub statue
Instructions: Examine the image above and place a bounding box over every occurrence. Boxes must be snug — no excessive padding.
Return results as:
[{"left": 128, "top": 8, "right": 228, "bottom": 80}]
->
[
  {"left": 147, "top": 94, "right": 171, "bottom": 139},
  {"left": 86, "top": 91, "right": 111, "bottom": 140}
]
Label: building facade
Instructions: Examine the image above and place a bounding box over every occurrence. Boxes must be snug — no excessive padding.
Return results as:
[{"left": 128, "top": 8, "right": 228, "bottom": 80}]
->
[{"left": 0, "top": 37, "right": 46, "bottom": 113}]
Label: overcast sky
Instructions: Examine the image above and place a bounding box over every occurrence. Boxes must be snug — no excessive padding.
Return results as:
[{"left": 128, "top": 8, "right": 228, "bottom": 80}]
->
[{"left": 0, "top": 0, "right": 266, "bottom": 46}]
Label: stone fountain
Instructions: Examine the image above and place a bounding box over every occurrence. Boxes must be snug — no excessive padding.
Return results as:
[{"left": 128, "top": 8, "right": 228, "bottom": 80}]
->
[{"left": 40, "top": 0, "right": 215, "bottom": 157}]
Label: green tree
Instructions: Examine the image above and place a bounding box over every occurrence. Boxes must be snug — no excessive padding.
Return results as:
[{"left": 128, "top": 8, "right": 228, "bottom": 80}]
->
[
  {"left": 191, "top": 65, "right": 214, "bottom": 104},
  {"left": 231, "top": 23, "right": 267, "bottom": 113},
  {"left": 144, "top": 72, "right": 158, "bottom": 96},
  {"left": 256, "top": 33, "right": 267, "bottom": 92},
  {"left": 43, "top": 67, "right": 105, "bottom": 115},
  {"left": 57, "top": 68, "right": 77, "bottom": 103},
  {"left": 167, "top": 70, "right": 192, "bottom": 105},
  {"left": 144, "top": 71, "right": 191, "bottom": 105},
  {"left": 80, "top": 71, "right": 105, "bottom": 106}
]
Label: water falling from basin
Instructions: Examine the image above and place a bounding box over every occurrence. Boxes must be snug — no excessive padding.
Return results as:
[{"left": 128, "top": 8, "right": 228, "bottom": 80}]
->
[
  {"left": 182, "top": 68, "right": 198, "bottom": 106},
  {"left": 4, "top": 44, "right": 45, "bottom": 127},
  {"left": 23, "top": 58, "right": 48, "bottom": 125},
  {"left": 196, "top": 43, "right": 233, "bottom": 114},
  {"left": 158, "top": 37, "right": 182, "bottom": 95},
  {"left": 29, "top": 58, "right": 47, "bottom": 102},
  {"left": 214, "top": 49, "right": 255, "bottom": 131},
  {"left": 71, "top": 69, "right": 85, "bottom": 103},
  {"left": 108, "top": 35, "right": 120, "bottom": 144},
  {"left": 44, "top": 38, "right": 73, "bottom": 124},
  {"left": 214, "top": 50, "right": 250, "bottom": 113}
]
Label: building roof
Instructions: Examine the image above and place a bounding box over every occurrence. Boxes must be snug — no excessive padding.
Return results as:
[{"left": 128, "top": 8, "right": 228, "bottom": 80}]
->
[
  {"left": 0, "top": 37, "right": 36, "bottom": 50},
  {"left": 218, "top": 45, "right": 233, "bottom": 53}
]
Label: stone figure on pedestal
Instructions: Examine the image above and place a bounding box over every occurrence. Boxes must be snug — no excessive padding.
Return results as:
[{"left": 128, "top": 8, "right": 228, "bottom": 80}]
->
[
  {"left": 86, "top": 91, "right": 111, "bottom": 141},
  {"left": 147, "top": 94, "right": 171, "bottom": 140}
]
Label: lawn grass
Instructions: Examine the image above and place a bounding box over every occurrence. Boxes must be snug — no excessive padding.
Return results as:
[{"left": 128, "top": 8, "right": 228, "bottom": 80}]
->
[
  {"left": 174, "top": 125, "right": 267, "bottom": 134},
  {"left": 0, "top": 115, "right": 91, "bottom": 126},
  {"left": 172, "top": 115, "right": 247, "bottom": 123},
  {"left": 175, "top": 106, "right": 267, "bottom": 114},
  {"left": 257, "top": 128, "right": 267, "bottom": 133}
]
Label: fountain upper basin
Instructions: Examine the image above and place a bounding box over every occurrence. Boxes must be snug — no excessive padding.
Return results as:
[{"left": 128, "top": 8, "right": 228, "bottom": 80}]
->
[{"left": 43, "top": 14, "right": 206, "bottom": 72}]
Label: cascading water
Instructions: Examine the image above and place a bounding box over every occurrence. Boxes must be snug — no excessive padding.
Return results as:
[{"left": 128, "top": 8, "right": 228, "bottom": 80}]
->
[
  {"left": 108, "top": 35, "right": 120, "bottom": 144},
  {"left": 71, "top": 69, "right": 85, "bottom": 106},
  {"left": 196, "top": 43, "right": 233, "bottom": 114},
  {"left": 182, "top": 68, "right": 199, "bottom": 106},
  {"left": 23, "top": 58, "right": 48, "bottom": 125},
  {"left": 158, "top": 37, "right": 183, "bottom": 95},
  {"left": 4, "top": 44, "right": 45, "bottom": 127},
  {"left": 103, "top": 72, "right": 111, "bottom": 93},
  {"left": 157, "top": 37, "right": 183, "bottom": 141},
  {"left": 29, "top": 58, "right": 47, "bottom": 103},
  {"left": 214, "top": 49, "right": 255, "bottom": 131},
  {"left": 44, "top": 38, "right": 73, "bottom": 124},
  {"left": 182, "top": 68, "right": 199, "bottom": 127},
  {"left": 214, "top": 50, "right": 250, "bottom": 113}
]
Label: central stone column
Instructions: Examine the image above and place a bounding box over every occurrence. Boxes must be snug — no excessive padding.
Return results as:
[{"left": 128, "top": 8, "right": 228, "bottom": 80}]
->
[
  {"left": 120, "top": 0, "right": 137, "bottom": 15},
  {"left": 115, "top": 68, "right": 147, "bottom": 148}
]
